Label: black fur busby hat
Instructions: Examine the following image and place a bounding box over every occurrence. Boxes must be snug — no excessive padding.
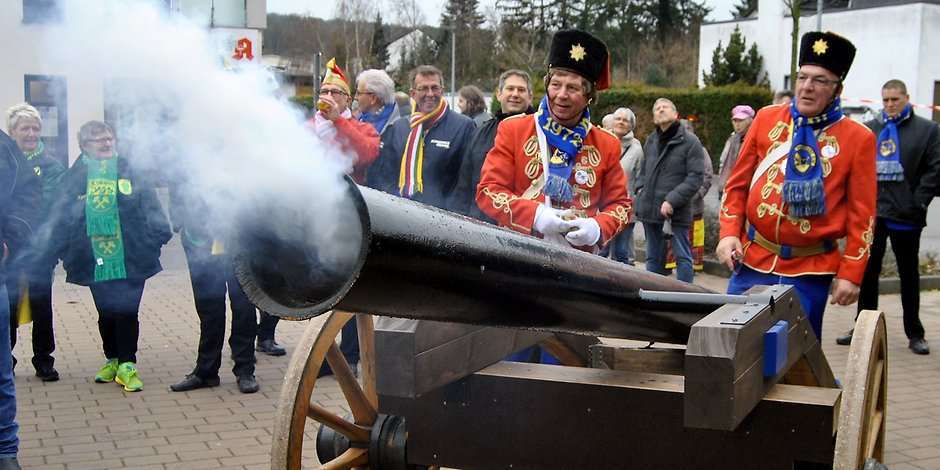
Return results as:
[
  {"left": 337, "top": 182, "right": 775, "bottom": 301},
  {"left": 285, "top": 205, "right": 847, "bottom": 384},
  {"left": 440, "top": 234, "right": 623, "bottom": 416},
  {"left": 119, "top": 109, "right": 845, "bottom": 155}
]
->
[
  {"left": 798, "top": 31, "right": 856, "bottom": 81},
  {"left": 547, "top": 29, "right": 610, "bottom": 90}
]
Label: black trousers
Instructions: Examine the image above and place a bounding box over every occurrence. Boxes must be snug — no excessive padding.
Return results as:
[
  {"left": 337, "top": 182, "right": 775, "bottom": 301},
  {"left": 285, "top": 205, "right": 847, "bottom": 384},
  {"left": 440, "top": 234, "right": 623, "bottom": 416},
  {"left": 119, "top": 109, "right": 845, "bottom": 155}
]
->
[
  {"left": 184, "top": 240, "right": 256, "bottom": 379},
  {"left": 6, "top": 267, "right": 55, "bottom": 369},
  {"left": 89, "top": 278, "right": 145, "bottom": 364},
  {"left": 259, "top": 311, "right": 359, "bottom": 364},
  {"left": 857, "top": 218, "right": 924, "bottom": 339}
]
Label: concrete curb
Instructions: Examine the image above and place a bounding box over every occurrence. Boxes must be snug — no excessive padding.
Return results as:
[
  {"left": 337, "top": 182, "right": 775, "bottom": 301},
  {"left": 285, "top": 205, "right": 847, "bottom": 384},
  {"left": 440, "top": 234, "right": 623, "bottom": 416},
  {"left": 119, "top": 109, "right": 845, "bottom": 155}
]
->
[{"left": 636, "top": 248, "right": 940, "bottom": 295}]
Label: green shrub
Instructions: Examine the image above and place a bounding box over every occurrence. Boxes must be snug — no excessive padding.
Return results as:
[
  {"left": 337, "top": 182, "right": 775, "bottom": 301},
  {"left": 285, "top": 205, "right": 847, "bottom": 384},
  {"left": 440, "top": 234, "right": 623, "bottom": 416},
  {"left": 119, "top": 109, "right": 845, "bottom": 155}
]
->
[{"left": 290, "top": 94, "right": 317, "bottom": 112}]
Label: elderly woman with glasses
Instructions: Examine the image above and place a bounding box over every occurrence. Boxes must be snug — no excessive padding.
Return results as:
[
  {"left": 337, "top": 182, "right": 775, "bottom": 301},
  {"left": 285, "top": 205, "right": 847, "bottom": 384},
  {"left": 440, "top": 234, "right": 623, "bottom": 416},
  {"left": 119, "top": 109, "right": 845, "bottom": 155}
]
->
[
  {"left": 4, "top": 103, "right": 66, "bottom": 382},
  {"left": 46, "top": 120, "right": 171, "bottom": 392}
]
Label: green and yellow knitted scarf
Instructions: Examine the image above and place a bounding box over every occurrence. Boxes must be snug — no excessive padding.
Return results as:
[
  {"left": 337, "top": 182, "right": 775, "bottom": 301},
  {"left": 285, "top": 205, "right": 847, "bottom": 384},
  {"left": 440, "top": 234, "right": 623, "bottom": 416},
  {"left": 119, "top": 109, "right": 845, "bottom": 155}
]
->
[{"left": 84, "top": 154, "right": 126, "bottom": 282}]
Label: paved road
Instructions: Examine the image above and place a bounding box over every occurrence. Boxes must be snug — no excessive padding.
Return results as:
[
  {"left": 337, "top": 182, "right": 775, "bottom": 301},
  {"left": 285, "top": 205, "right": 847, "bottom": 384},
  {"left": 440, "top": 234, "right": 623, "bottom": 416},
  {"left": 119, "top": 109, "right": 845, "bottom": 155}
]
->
[{"left": 11, "top": 263, "right": 940, "bottom": 469}]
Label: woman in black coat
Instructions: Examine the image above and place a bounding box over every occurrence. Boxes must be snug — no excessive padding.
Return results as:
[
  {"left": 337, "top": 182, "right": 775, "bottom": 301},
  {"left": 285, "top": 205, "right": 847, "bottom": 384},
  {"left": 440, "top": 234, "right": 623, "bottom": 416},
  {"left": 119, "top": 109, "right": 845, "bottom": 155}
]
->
[{"left": 47, "top": 121, "right": 171, "bottom": 392}]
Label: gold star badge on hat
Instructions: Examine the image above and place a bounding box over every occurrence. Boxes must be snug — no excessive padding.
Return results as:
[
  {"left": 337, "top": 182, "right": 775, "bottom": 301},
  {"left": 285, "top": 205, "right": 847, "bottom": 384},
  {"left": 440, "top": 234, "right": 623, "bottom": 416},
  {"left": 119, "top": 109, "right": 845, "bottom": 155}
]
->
[
  {"left": 812, "top": 39, "right": 829, "bottom": 55},
  {"left": 570, "top": 43, "right": 586, "bottom": 61}
]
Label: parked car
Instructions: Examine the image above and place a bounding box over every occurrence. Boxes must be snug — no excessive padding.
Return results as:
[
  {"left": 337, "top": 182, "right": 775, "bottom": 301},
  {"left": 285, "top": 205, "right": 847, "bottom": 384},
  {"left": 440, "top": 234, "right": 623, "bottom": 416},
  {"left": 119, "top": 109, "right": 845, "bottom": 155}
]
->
[{"left": 843, "top": 104, "right": 878, "bottom": 123}]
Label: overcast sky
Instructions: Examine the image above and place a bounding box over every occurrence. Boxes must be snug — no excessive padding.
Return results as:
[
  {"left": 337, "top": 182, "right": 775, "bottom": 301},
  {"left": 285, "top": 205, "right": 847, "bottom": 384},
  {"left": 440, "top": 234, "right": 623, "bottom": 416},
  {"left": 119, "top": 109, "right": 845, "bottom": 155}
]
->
[{"left": 266, "top": 0, "right": 740, "bottom": 26}]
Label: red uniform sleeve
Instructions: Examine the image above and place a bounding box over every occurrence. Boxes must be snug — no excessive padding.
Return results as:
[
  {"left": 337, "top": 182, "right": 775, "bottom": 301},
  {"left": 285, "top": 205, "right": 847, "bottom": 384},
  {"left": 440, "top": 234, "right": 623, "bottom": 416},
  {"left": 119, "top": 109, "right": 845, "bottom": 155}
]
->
[
  {"left": 335, "top": 118, "right": 380, "bottom": 181},
  {"left": 837, "top": 127, "right": 877, "bottom": 284}
]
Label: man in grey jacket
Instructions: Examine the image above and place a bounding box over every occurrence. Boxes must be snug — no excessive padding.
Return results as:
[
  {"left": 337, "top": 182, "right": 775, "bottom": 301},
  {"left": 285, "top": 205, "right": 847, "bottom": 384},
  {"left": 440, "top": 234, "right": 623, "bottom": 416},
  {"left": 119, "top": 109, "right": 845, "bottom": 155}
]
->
[{"left": 634, "top": 98, "right": 704, "bottom": 282}]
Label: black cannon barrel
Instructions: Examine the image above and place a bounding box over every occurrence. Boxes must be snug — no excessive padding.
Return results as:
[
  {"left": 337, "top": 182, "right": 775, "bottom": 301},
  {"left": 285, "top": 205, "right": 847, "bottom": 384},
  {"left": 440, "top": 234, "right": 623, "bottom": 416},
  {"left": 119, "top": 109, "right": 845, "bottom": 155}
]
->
[{"left": 232, "top": 178, "right": 720, "bottom": 343}]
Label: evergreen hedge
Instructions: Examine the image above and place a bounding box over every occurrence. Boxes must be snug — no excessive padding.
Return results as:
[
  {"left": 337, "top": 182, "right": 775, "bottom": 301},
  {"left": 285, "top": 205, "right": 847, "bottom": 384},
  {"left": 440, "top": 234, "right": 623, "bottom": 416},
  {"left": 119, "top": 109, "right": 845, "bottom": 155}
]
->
[{"left": 591, "top": 85, "right": 773, "bottom": 169}]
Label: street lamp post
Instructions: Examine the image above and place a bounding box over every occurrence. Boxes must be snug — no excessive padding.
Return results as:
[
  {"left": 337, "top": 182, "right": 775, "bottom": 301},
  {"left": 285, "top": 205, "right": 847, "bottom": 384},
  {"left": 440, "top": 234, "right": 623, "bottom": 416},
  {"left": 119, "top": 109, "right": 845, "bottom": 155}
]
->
[{"left": 442, "top": 25, "right": 456, "bottom": 108}]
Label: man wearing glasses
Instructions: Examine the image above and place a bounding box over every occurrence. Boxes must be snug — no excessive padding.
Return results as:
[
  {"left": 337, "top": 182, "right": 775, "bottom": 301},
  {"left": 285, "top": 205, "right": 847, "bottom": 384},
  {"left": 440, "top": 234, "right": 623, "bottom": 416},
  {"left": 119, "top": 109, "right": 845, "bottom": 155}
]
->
[
  {"left": 367, "top": 65, "right": 475, "bottom": 211},
  {"left": 717, "top": 31, "right": 877, "bottom": 340},
  {"left": 310, "top": 58, "right": 380, "bottom": 185},
  {"left": 354, "top": 69, "right": 402, "bottom": 136}
]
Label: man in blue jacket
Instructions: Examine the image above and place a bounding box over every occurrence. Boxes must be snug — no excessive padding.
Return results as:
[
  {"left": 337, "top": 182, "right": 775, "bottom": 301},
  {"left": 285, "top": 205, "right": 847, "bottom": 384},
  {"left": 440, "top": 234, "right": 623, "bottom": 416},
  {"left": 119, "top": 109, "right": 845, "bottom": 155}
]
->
[
  {"left": 367, "top": 65, "right": 475, "bottom": 211},
  {"left": 0, "top": 129, "right": 41, "bottom": 470},
  {"left": 453, "top": 69, "right": 535, "bottom": 223}
]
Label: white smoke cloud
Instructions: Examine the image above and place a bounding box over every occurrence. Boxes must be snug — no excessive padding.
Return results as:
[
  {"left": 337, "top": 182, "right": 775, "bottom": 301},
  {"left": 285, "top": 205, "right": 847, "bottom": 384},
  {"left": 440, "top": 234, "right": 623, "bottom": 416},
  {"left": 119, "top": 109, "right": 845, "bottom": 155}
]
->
[{"left": 38, "top": 0, "right": 363, "bottom": 290}]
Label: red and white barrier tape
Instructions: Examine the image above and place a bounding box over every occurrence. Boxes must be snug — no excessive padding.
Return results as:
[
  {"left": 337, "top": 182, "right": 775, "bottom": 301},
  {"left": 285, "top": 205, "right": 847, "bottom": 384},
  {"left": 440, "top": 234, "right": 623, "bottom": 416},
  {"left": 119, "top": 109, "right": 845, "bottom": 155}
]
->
[{"left": 842, "top": 97, "right": 940, "bottom": 111}]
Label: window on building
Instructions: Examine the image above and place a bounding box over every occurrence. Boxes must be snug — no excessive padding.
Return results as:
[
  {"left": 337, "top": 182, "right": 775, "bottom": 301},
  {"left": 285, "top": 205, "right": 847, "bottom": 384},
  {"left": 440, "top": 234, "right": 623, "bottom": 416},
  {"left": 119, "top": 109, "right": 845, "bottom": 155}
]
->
[
  {"left": 212, "top": 0, "right": 246, "bottom": 27},
  {"left": 24, "top": 75, "right": 68, "bottom": 167},
  {"left": 178, "top": 0, "right": 245, "bottom": 27},
  {"left": 22, "top": 0, "right": 62, "bottom": 24}
]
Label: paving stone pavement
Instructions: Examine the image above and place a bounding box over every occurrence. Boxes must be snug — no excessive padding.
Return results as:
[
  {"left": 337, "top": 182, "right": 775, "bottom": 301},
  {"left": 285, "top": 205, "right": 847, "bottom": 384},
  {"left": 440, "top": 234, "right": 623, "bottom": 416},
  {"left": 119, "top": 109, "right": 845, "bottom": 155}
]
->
[{"left": 10, "top": 267, "right": 940, "bottom": 469}]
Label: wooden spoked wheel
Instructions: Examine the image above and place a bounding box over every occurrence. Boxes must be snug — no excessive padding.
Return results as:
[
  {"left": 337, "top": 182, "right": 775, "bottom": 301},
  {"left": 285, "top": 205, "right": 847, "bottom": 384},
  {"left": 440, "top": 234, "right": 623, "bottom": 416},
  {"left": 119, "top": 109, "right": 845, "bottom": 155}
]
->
[
  {"left": 834, "top": 309, "right": 888, "bottom": 469},
  {"left": 270, "top": 310, "right": 378, "bottom": 470}
]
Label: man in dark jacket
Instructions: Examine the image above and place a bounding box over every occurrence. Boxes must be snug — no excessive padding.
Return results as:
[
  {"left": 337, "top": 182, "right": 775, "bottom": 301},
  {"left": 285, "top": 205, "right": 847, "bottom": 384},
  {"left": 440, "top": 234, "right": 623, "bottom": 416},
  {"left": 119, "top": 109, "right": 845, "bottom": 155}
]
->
[
  {"left": 634, "top": 98, "right": 704, "bottom": 283},
  {"left": 1, "top": 128, "right": 41, "bottom": 470},
  {"left": 836, "top": 79, "right": 940, "bottom": 354},
  {"left": 366, "top": 65, "right": 475, "bottom": 210},
  {"left": 453, "top": 69, "right": 535, "bottom": 223},
  {"left": 167, "top": 178, "right": 261, "bottom": 393}
]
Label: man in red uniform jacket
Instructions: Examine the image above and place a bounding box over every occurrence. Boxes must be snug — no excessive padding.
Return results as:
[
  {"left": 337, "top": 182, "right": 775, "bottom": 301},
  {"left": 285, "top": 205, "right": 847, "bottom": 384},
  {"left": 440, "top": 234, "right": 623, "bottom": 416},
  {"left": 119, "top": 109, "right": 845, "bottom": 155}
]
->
[
  {"left": 716, "top": 31, "right": 877, "bottom": 339},
  {"left": 477, "top": 29, "right": 631, "bottom": 252}
]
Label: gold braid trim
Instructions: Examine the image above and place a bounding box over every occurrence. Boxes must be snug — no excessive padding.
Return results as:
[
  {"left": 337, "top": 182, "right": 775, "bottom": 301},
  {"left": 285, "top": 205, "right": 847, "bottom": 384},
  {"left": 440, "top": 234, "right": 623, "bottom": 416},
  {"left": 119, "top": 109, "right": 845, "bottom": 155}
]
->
[
  {"left": 574, "top": 187, "right": 591, "bottom": 207},
  {"left": 756, "top": 203, "right": 811, "bottom": 233},
  {"left": 524, "top": 156, "right": 542, "bottom": 179},
  {"left": 768, "top": 121, "right": 787, "bottom": 141},
  {"left": 844, "top": 216, "right": 875, "bottom": 261},
  {"left": 583, "top": 145, "right": 601, "bottom": 167},
  {"left": 760, "top": 181, "right": 782, "bottom": 200},
  {"left": 598, "top": 203, "right": 632, "bottom": 238},
  {"left": 482, "top": 187, "right": 531, "bottom": 231},
  {"left": 523, "top": 136, "right": 539, "bottom": 157}
]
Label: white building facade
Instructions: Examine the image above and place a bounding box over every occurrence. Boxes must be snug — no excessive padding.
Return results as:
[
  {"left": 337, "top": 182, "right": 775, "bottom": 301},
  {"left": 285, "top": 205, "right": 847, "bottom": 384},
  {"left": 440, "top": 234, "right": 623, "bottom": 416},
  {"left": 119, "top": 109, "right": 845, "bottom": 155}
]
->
[
  {"left": 1, "top": 0, "right": 267, "bottom": 165},
  {"left": 699, "top": 0, "right": 940, "bottom": 120}
]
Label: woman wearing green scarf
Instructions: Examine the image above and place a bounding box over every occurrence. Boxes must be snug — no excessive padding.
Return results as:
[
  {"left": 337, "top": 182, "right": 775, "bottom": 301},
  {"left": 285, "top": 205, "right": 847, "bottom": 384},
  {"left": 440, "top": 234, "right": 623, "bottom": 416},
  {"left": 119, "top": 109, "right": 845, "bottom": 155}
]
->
[
  {"left": 47, "top": 121, "right": 171, "bottom": 392},
  {"left": 4, "top": 103, "right": 65, "bottom": 382}
]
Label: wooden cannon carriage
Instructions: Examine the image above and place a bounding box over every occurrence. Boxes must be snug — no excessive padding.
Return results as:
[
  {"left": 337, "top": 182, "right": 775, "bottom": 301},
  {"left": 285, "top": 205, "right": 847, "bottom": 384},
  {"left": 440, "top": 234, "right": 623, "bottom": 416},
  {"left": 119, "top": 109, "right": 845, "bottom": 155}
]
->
[{"left": 233, "top": 179, "right": 887, "bottom": 470}]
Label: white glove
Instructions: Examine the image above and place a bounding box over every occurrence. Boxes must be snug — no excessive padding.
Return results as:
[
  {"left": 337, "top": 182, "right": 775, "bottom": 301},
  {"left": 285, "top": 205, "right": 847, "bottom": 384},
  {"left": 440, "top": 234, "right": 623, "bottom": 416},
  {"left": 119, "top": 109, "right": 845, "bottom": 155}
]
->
[
  {"left": 565, "top": 217, "right": 601, "bottom": 247},
  {"left": 533, "top": 205, "right": 571, "bottom": 235}
]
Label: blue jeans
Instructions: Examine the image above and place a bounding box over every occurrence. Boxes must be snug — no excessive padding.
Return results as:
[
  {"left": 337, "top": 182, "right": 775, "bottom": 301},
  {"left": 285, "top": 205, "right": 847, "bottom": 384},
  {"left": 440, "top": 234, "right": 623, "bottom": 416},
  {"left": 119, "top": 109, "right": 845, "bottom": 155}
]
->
[
  {"left": 644, "top": 222, "right": 693, "bottom": 283},
  {"left": 727, "top": 265, "right": 834, "bottom": 340},
  {"left": 600, "top": 222, "right": 636, "bottom": 265},
  {"left": 0, "top": 285, "right": 19, "bottom": 457}
]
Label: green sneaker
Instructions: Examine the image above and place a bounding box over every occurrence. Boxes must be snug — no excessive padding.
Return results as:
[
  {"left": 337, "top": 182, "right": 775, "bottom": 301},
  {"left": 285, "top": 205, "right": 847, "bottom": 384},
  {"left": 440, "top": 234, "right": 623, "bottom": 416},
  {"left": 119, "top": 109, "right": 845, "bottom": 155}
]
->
[
  {"left": 115, "top": 362, "right": 143, "bottom": 392},
  {"left": 94, "top": 358, "right": 119, "bottom": 383}
]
